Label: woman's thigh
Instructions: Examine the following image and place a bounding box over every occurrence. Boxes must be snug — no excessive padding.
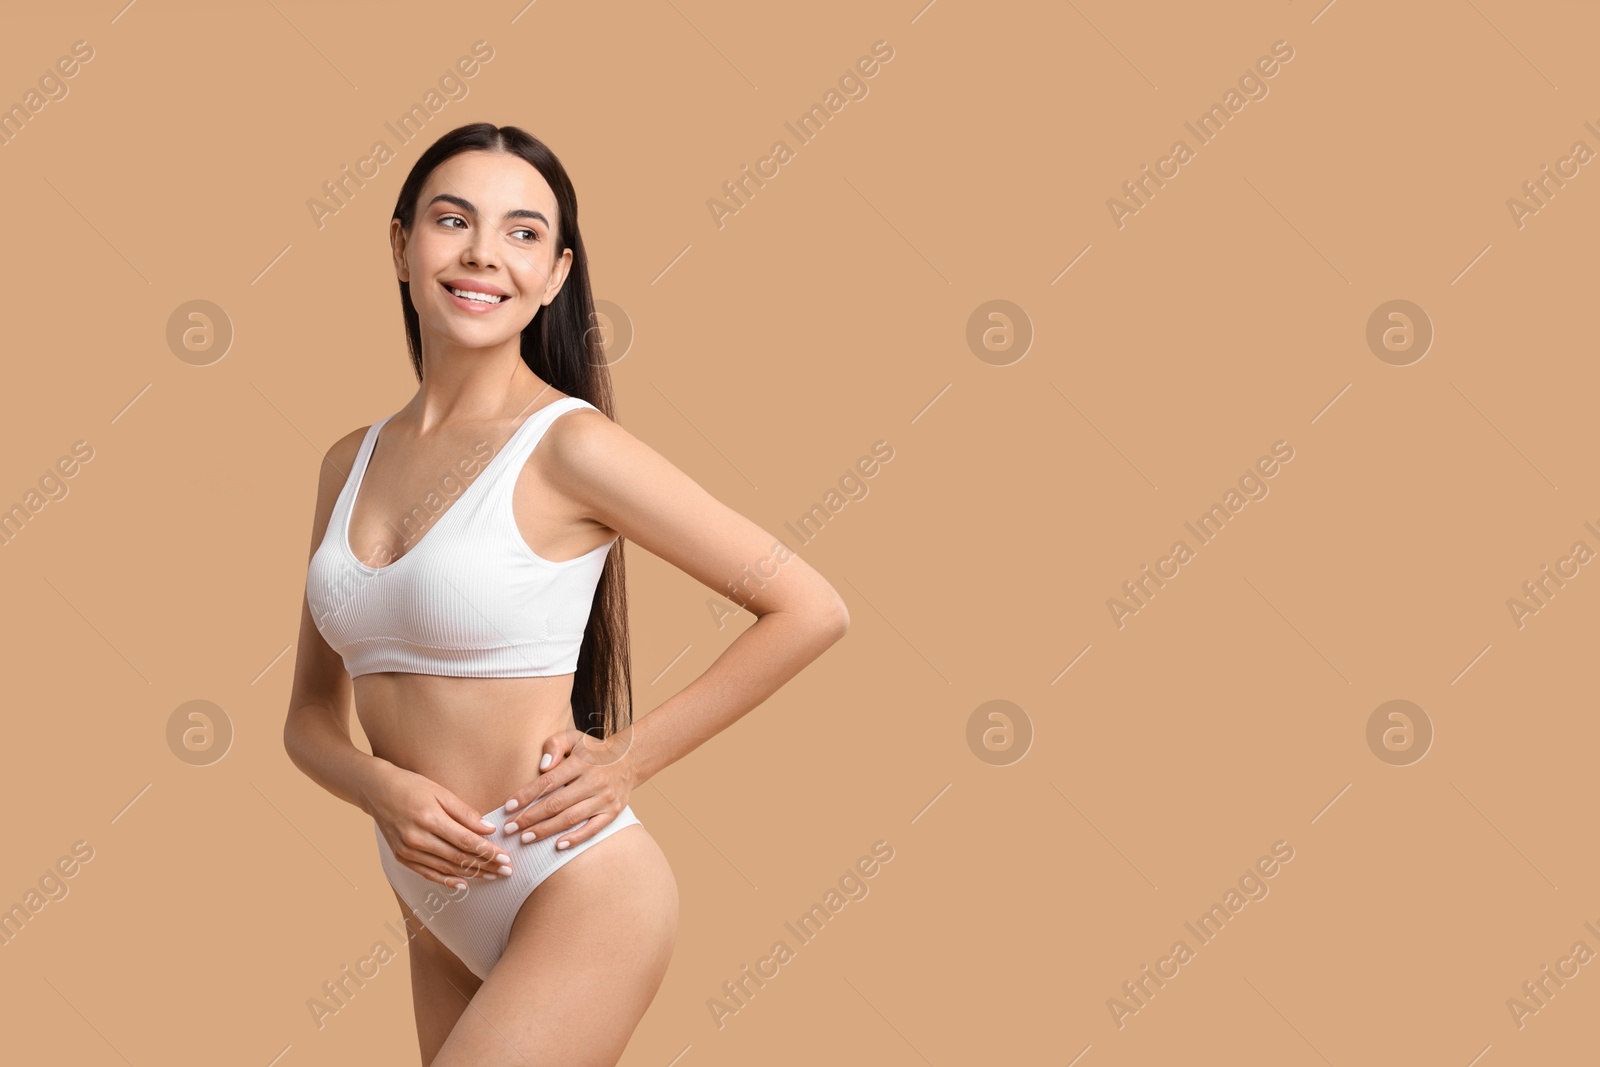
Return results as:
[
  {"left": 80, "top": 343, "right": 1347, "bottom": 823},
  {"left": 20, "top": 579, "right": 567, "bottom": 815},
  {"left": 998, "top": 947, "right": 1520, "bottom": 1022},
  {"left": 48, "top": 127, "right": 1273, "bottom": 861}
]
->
[
  {"left": 391, "top": 886, "right": 482, "bottom": 1064},
  {"left": 429, "top": 824, "right": 679, "bottom": 1067}
]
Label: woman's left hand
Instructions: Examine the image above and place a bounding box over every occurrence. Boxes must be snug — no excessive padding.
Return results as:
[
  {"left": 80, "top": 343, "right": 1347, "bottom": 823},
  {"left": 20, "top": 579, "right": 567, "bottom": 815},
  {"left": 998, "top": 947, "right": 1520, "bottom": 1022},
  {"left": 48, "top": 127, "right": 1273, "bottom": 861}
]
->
[{"left": 500, "top": 725, "right": 638, "bottom": 850}]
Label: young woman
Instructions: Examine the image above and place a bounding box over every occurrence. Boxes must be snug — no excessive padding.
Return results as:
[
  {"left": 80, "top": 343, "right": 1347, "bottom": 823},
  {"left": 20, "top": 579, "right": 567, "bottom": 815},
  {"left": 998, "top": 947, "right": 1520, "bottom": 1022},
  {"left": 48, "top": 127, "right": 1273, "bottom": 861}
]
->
[{"left": 284, "top": 123, "right": 849, "bottom": 1066}]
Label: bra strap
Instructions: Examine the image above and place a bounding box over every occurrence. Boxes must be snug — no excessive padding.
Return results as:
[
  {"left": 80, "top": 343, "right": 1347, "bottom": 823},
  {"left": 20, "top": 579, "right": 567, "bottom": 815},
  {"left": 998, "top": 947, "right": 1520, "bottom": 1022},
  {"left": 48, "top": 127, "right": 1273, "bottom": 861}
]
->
[{"left": 487, "top": 397, "right": 596, "bottom": 494}]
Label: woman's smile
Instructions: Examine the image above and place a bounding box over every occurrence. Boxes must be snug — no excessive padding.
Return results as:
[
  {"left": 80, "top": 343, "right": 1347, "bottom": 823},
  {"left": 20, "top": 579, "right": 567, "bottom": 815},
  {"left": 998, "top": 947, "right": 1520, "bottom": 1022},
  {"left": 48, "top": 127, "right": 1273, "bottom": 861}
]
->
[{"left": 441, "top": 279, "right": 512, "bottom": 312}]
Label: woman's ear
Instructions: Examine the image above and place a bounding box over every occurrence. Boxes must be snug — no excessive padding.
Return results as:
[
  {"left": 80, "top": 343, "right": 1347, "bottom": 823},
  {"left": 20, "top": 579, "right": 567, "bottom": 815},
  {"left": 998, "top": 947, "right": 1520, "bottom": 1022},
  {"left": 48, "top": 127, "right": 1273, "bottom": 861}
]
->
[
  {"left": 542, "top": 246, "right": 574, "bottom": 307},
  {"left": 389, "top": 218, "right": 410, "bottom": 283}
]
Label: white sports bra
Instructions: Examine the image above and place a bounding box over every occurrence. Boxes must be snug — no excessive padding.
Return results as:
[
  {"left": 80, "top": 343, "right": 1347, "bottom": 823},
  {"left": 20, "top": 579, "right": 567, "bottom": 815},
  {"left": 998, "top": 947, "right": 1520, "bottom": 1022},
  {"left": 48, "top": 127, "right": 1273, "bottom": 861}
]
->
[{"left": 305, "top": 396, "right": 618, "bottom": 679}]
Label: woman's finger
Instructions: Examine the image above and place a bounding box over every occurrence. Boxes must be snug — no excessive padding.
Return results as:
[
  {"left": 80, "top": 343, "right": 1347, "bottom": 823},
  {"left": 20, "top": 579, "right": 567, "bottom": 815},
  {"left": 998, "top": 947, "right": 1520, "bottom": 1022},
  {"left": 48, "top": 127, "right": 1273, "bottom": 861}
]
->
[
  {"left": 501, "top": 762, "right": 584, "bottom": 836},
  {"left": 502, "top": 730, "right": 583, "bottom": 815},
  {"left": 400, "top": 854, "right": 471, "bottom": 888},
  {"left": 521, "top": 791, "right": 616, "bottom": 848},
  {"left": 392, "top": 832, "right": 483, "bottom": 887},
  {"left": 434, "top": 790, "right": 499, "bottom": 837},
  {"left": 548, "top": 805, "right": 617, "bottom": 851},
  {"left": 427, "top": 812, "right": 511, "bottom": 875},
  {"left": 400, "top": 825, "right": 499, "bottom": 883}
]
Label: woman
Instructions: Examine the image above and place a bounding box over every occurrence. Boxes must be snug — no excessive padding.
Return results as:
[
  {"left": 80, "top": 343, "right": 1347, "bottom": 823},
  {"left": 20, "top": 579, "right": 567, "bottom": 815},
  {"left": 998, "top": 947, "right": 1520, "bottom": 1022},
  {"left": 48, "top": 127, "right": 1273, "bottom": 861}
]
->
[{"left": 284, "top": 123, "right": 849, "bottom": 1066}]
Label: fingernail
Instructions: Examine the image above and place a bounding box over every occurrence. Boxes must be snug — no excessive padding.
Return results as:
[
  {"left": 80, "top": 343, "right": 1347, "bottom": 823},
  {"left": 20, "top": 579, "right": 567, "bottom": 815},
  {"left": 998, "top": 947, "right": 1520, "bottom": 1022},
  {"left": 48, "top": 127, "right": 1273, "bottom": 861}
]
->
[
  {"left": 540, "top": 753, "right": 553, "bottom": 770},
  {"left": 556, "top": 840, "right": 570, "bottom": 850},
  {"left": 505, "top": 821, "right": 519, "bottom": 833},
  {"left": 480, "top": 817, "right": 495, "bottom": 830},
  {"left": 505, "top": 798, "right": 519, "bottom": 812},
  {"left": 497, "top": 864, "right": 513, "bottom": 875},
  {"left": 521, "top": 831, "right": 536, "bottom": 843},
  {"left": 484, "top": 874, "right": 497, "bottom": 881},
  {"left": 496, "top": 852, "right": 510, "bottom": 864}
]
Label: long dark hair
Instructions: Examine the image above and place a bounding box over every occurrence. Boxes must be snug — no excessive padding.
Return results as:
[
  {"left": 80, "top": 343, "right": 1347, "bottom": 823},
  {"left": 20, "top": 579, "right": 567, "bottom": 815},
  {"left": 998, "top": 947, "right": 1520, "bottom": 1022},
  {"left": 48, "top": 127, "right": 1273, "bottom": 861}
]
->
[{"left": 389, "top": 122, "right": 631, "bottom": 743}]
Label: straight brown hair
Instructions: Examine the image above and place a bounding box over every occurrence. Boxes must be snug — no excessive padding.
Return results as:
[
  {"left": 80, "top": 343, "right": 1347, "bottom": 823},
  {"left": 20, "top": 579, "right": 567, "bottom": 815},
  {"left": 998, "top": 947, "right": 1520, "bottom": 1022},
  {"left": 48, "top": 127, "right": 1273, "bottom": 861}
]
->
[{"left": 389, "top": 122, "right": 631, "bottom": 742}]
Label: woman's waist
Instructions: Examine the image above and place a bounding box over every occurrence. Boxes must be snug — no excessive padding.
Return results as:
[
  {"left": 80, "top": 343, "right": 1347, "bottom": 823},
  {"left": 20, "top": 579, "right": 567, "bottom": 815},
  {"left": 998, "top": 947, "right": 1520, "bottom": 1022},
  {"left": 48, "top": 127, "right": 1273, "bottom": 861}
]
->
[{"left": 354, "top": 673, "right": 577, "bottom": 812}]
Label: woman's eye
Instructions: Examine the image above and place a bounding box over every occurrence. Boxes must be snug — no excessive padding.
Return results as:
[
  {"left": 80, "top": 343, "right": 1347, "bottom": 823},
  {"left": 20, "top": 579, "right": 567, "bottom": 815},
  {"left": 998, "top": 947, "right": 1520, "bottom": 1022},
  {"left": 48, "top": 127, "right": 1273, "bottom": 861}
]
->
[{"left": 438, "top": 216, "right": 537, "bottom": 241}]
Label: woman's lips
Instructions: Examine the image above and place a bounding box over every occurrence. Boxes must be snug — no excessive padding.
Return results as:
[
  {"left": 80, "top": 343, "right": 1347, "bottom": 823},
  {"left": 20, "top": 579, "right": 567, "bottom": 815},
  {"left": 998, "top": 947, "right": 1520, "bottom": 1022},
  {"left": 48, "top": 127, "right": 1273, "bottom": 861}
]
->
[{"left": 441, "top": 281, "right": 510, "bottom": 312}]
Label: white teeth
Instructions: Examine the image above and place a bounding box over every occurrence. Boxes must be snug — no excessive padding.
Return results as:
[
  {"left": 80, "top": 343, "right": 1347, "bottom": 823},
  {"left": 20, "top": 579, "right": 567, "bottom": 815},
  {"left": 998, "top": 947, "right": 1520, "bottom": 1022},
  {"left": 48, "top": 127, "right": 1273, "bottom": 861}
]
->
[{"left": 448, "top": 286, "right": 505, "bottom": 304}]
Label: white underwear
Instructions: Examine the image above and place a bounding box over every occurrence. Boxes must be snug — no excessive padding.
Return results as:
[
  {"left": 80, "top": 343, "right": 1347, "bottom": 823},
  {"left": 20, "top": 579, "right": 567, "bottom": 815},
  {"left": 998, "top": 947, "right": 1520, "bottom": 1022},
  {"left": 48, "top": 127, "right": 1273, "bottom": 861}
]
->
[{"left": 375, "top": 796, "right": 642, "bottom": 980}]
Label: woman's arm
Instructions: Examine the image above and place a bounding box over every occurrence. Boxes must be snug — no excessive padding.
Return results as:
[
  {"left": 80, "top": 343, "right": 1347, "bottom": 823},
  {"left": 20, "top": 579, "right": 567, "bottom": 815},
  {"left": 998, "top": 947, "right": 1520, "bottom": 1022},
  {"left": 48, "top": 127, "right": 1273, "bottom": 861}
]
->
[
  {"left": 284, "top": 429, "right": 508, "bottom": 886},
  {"left": 282, "top": 601, "right": 391, "bottom": 817},
  {"left": 626, "top": 567, "right": 846, "bottom": 784},
  {"left": 504, "top": 408, "right": 849, "bottom": 831},
  {"left": 627, "top": 598, "right": 851, "bottom": 780},
  {"left": 281, "top": 427, "right": 392, "bottom": 817}
]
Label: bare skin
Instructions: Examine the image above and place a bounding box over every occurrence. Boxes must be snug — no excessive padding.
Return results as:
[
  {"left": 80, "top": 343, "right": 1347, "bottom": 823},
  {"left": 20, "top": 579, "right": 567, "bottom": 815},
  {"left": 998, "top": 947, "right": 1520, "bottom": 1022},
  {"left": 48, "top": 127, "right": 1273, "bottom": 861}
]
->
[
  {"left": 284, "top": 148, "right": 848, "bottom": 1064},
  {"left": 387, "top": 826, "right": 678, "bottom": 1065},
  {"left": 399, "top": 829, "right": 679, "bottom": 1065},
  {"left": 341, "top": 386, "right": 616, "bottom": 823}
]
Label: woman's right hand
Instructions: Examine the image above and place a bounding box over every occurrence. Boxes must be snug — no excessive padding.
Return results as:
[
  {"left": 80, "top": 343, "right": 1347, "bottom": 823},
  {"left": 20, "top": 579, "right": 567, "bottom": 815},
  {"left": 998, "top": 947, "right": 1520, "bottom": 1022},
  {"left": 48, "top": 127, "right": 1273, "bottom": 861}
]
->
[{"left": 362, "top": 761, "right": 510, "bottom": 888}]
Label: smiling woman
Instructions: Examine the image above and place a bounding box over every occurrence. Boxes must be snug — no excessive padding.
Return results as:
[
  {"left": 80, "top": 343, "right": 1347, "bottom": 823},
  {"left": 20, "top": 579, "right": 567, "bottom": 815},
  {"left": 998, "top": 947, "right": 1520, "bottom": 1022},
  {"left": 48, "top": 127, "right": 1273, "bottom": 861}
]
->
[{"left": 283, "top": 123, "right": 849, "bottom": 1067}]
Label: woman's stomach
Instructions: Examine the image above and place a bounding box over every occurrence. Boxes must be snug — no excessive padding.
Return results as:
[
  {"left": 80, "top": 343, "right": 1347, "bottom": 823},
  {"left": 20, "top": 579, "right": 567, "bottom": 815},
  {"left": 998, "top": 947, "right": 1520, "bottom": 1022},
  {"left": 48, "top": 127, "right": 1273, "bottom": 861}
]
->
[{"left": 352, "top": 672, "right": 581, "bottom": 816}]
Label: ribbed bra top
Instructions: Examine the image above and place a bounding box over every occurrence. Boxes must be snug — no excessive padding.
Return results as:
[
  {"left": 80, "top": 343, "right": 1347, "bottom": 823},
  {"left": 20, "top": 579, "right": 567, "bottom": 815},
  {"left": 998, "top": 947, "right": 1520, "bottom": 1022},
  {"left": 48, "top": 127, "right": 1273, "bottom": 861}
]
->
[{"left": 305, "top": 396, "right": 617, "bottom": 679}]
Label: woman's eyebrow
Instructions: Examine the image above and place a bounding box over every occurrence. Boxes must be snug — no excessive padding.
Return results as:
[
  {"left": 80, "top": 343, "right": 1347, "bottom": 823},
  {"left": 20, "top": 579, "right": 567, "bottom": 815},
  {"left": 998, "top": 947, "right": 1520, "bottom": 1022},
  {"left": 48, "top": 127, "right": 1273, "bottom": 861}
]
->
[{"left": 427, "top": 193, "right": 549, "bottom": 226}]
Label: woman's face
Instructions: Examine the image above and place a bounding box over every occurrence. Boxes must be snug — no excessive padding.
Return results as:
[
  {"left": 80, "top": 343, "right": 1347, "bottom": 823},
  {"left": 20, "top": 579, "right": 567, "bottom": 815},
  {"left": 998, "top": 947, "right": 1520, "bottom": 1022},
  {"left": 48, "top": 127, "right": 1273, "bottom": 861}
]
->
[{"left": 391, "top": 149, "right": 573, "bottom": 348}]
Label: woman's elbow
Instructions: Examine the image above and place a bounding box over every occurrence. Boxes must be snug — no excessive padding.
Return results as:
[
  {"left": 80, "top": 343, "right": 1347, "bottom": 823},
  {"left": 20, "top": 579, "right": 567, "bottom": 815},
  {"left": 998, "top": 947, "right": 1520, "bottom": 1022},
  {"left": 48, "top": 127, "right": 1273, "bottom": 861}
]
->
[
  {"left": 281, "top": 709, "right": 303, "bottom": 765},
  {"left": 825, "top": 595, "right": 850, "bottom": 641}
]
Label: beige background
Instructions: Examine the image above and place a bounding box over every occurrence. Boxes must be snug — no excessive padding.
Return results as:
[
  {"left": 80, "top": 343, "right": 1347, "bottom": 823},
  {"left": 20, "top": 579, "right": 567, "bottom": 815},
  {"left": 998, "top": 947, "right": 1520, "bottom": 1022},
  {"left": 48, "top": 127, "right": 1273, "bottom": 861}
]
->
[{"left": 1, "top": 0, "right": 1595, "bottom": 1063}]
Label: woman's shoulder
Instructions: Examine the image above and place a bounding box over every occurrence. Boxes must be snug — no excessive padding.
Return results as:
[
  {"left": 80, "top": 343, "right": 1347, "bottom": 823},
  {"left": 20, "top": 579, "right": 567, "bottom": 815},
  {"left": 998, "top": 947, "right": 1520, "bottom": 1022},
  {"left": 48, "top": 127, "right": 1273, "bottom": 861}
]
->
[
  {"left": 534, "top": 396, "right": 632, "bottom": 481},
  {"left": 312, "top": 419, "right": 382, "bottom": 510},
  {"left": 324, "top": 420, "right": 376, "bottom": 477},
  {"left": 301, "top": 420, "right": 378, "bottom": 555},
  {"left": 543, "top": 395, "right": 621, "bottom": 442}
]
